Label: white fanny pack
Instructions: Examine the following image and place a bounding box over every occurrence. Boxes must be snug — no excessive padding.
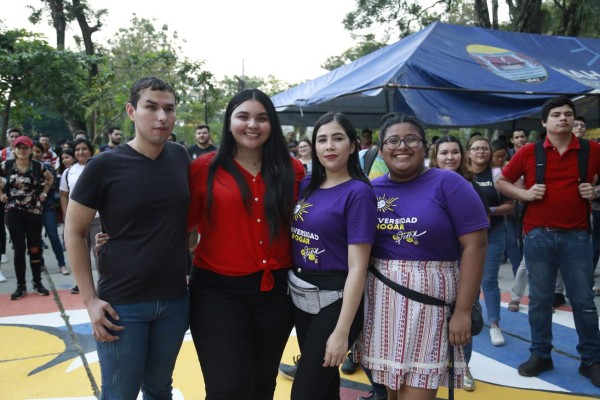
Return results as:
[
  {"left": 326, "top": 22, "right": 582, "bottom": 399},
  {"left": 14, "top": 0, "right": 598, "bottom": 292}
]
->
[{"left": 287, "top": 269, "right": 343, "bottom": 314}]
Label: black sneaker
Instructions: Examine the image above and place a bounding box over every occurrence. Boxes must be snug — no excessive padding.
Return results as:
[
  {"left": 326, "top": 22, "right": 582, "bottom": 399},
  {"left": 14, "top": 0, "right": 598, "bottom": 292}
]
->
[
  {"left": 341, "top": 352, "right": 359, "bottom": 374},
  {"left": 33, "top": 282, "right": 50, "bottom": 296},
  {"left": 279, "top": 355, "right": 300, "bottom": 380},
  {"left": 579, "top": 362, "right": 600, "bottom": 387},
  {"left": 70, "top": 285, "right": 80, "bottom": 294},
  {"left": 518, "top": 354, "right": 554, "bottom": 377},
  {"left": 10, "top": 285, "right": 27, "bottom": 300},
  {"left": 553, "top": 292, "right": 566, "bottom": 308}
]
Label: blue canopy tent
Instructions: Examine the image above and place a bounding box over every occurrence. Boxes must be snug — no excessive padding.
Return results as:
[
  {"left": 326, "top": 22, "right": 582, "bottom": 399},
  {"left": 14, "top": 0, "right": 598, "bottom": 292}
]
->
[{"left": 271, "top": 22, "right": 600, "bottom": 128}]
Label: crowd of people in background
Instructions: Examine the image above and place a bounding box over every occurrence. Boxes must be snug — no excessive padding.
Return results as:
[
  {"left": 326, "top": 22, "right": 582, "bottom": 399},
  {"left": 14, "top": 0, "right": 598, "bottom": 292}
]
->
[{"left": 2, "top": 86, "right": 600, "bottom": 400}]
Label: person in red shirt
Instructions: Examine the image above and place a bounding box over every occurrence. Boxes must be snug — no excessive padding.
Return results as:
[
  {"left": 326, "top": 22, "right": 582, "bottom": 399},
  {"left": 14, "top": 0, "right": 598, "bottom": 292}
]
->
[
  {"left": 187, "top": 88, "right": 304, "bottom": 399},
  {"left": 496, "top": 96, "right": 600, "bottom": 387}
]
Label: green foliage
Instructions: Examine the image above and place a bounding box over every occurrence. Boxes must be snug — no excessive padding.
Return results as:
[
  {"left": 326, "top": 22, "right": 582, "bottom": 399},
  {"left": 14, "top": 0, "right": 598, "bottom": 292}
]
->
[{"left": 321, "top": 34, "right": 388, "bottom": 70}]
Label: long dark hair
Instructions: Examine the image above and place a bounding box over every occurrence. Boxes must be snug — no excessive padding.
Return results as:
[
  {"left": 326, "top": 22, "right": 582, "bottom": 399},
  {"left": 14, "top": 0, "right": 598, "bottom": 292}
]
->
[
  {"left": 206, "top": 88, "right": 295, "bottom": 241},
  {"left": 302, "top": 112, "right": 369, "bottom": 199}
]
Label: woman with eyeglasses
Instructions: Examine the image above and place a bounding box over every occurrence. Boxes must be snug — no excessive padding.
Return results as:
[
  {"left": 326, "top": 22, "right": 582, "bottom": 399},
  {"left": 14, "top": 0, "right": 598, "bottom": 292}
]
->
[
  {"left": 357, "top": 114, "right": 488, "bottom": 400},
  {"left": 467, "top": 135, "right": 514, "bottom": 348}
]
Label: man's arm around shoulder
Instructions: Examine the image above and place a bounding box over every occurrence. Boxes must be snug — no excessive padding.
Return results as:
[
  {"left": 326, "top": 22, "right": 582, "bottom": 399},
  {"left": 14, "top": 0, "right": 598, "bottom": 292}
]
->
[{"left": 65, "top": 200, "right": 124, "bottom": 342}]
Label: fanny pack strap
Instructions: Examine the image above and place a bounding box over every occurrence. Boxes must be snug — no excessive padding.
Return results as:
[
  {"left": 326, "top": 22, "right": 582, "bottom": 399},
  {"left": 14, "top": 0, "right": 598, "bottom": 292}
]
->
[{"left": 368, "top": 265, "right": 455, "bottom": 400}]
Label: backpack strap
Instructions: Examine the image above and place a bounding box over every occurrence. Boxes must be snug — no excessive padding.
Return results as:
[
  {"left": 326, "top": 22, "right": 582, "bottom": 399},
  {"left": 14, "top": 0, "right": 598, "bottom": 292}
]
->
[
  {"left": 534, "top": 141, "right": 546, "bottom": 185},
  {"left": 363, "top": 147, "right": 379, "bottom": 176},
  {"left": 578, "top": 138, "right": 590, "bottom": 184}
]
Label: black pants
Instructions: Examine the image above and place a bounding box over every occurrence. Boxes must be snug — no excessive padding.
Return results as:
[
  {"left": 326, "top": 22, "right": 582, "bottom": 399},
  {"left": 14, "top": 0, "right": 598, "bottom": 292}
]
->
[
  {"left": 189, "top": 267, "right": 294, "bottom": 400},
  {"left": 0, "top": 204, "right": 6, "bottom": 255},
  {"left": 6, "top": 209, "right": 43, "bottom": 286},
  {"left": 291, "top": 297, "right": 363, "bottom": 400}
]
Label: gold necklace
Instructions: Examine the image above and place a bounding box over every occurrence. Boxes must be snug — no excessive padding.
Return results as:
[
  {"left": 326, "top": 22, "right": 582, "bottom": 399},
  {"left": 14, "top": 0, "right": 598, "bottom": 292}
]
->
[{"left": 235, "top": 157, "right": 261, "bottom": 170}]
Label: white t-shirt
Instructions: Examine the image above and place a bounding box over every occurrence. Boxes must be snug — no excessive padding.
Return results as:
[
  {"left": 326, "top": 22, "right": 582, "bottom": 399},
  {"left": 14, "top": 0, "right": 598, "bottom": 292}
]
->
[{"left": 59, "top": 163, "right": 85, "bottom": 197}]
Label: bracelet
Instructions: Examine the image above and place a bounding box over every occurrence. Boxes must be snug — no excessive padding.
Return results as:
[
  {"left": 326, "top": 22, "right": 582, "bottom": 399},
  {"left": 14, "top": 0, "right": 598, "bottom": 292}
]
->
[{"left": 490, "top": 206, "right": 496, "bottom": 214}]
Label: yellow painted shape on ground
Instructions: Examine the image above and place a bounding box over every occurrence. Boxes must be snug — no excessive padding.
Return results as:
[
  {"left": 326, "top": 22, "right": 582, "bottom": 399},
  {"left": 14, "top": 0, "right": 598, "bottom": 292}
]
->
[{"left": 0, "top": 325, "right": 97, "bottom": 399}]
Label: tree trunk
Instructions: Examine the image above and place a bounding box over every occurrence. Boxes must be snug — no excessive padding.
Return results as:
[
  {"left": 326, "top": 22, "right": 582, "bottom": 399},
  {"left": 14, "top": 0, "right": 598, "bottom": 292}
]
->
[
  {"left": 513, "top": 0, "right": 543, "bottom": 33},
  {"left": 474, "top": 0, "right": 492, "bottom": 28},
  {"left": 71, "top": 0, "right": 99, "bottom": 78},
  {"left": 46, "top": 0, "right": 67, "bottom": 49},
  {"left": 491, "top": 0, "right": 499, "bottom": 29}
]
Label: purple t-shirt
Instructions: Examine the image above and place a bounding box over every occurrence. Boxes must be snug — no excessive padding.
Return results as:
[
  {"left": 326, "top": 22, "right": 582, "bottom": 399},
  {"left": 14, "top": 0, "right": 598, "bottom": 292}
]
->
[
  {"left": 291, "top": 178, "right": 377, "bottom": 271},
  {"left": 371, "top": 169, "right": 489, "bottom": 261}
]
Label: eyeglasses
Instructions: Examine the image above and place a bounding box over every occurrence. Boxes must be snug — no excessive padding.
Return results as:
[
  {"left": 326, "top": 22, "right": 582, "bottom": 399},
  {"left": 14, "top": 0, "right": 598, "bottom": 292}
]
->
[
  {"left": 470, "top": 146, "right": 490, "bottom": 153},
  {"left": 383, "top": 135, "right": 422, "bottom": 150}
]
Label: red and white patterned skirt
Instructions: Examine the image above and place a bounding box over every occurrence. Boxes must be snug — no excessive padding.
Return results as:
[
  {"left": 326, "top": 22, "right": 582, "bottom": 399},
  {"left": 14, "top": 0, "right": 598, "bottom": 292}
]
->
[{"left": 356, "top": 258, "right": 466, "bottom": 390}]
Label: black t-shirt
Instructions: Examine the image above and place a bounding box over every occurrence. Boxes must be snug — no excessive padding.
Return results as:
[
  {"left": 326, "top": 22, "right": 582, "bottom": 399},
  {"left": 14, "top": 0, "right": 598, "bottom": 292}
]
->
[
  {"left": 71, "top": 142, "right": 190, "bottom": 304},
  {"left": 473, "top": 167, "right": 508, "bottom": 227},
  {"left": 187, "top": 144, "right": 217, "bottom": 160}
]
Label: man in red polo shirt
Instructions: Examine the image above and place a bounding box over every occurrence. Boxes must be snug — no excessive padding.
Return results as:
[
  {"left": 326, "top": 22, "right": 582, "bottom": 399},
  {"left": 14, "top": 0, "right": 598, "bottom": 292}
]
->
[{"left": 496, "top": 96, "right": 600, "bottom": 387}]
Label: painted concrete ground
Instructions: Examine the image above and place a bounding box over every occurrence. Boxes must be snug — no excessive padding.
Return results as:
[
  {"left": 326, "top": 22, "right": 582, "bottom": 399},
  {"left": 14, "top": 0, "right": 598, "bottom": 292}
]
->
[{"left": 2, "top": 282, "right": 600, "bottom": 400}]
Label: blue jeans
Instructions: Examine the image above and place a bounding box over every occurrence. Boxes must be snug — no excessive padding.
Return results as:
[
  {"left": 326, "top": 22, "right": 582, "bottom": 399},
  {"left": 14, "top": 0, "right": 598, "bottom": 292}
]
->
[
  {"left": 481, "top": 223, "right": 505, "bottom": 325},
  {"left": 592, "top": 210, "right": 600, "bottom": 269},
  {"left": 505, "top": 216, "right": 522, "bottom": 275},
  {"left": 42, "top": 204, "right": 65, "bottom": 266},
  {"left": 524, "top": 228, "right": 600, "bottom": 362},
  {"left": 96, "top": 293, "right": 189, "bottom": 399}
]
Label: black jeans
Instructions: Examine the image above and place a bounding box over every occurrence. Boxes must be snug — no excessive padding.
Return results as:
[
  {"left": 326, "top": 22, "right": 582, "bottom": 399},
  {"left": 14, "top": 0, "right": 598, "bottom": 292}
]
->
[
  {"left": 292, "top": 295, "right": 363, "bottom": 400},
  {"left": 6, "top": 209, "right": 43, "bottom": 286},
  {"left": 189, "top": 267, "right": 294, "bottom": 400}
]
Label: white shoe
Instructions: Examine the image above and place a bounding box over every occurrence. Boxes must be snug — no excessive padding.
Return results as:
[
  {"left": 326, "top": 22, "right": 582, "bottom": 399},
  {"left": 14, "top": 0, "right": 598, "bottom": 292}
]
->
[
  {"left": 1, "top": 254, "right": 7, "bottom": 264},
  {"left": 0, "top": 270, "right": 6, "bottom": 283},
  {"left": 490, "top": 326, "right": 505, "bottom": 346},
  {"left": 463, "top": 367, "right": 475, "bottom": 391}
]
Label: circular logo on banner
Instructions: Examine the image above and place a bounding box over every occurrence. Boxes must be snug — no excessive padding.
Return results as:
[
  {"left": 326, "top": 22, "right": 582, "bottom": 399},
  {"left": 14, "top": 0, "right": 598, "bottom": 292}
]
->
[{"left": 467, "top": 44, "right": 548, "bottom": 83}]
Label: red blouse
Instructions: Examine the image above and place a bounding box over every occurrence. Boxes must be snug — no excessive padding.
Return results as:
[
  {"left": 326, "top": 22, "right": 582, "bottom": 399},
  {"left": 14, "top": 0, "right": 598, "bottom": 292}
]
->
[{"left": 188, "top": 152, "right": 305, "bottom": 291}]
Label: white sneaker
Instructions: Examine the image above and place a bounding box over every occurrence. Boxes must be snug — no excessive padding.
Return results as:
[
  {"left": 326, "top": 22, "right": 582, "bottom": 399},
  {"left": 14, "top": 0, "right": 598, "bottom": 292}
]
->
[
  {"left": 463, "top": 367, "right": 475, "bottom": 391},
  {"left": 0, "top": 270, "right": 6, "bottom": 283},
  {"left": 1, "top": 254, "right": 7, "bottom": 264},
  {"left": 490, "top": 326, "right": 505, "bottom": 346}
]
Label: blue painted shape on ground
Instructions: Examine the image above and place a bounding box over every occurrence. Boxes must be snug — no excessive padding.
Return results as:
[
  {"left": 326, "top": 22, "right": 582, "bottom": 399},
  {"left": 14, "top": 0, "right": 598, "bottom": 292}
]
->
[{"left": 474, "top": 301, "right": 600, "bottom": 395}]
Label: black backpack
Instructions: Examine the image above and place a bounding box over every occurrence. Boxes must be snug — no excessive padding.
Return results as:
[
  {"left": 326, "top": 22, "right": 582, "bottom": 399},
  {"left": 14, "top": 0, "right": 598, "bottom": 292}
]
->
[{"left": 525, "top": 138, "right": 590, "bottom": 230}]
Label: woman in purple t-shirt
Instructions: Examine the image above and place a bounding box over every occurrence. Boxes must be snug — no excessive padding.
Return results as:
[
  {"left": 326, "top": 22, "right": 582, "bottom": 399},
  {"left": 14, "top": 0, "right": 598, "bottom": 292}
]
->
[
  {"left": 288, "top": 112, "right": 377, "bottom": 399},
  {"left": 357, "top": 114, "right": 489, "bottom": 400}
]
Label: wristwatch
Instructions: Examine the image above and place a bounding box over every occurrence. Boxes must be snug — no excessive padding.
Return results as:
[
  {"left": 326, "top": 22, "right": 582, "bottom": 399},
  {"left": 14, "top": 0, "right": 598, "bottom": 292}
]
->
[{"left": 594, "top": 187, "right": 600, "bottom": 199}]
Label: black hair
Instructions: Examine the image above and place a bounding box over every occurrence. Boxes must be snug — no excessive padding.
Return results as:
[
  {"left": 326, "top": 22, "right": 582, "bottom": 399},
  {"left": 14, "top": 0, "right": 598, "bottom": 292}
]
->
[
  {"left": 107, "top": 127, "right": 121, "bottom": 135},
  {"left": 73, "top": 137, "right": 94, "bottom": 154},
  {"left": 378, "top": 113, "right": 428, "bottom": 150},
  {"left": 302, "top": 112, "right": 369, "bottom": 200},
  {"left": 575, "top": 115, "right": 587, "bottom": 123},
  {"left": 128, "top": 77, "right": 176, "bottom": 110},
  {"left": 32, "top": 141, "right": 44, "bottom": 153},
  {"left": 541, "top": 95, "right": 575, "bottom": 123},
  {"left": 196, "top": 124, "right": 210, "bottom": 131},
  {"left": 206, "top": 88, "right": 295, "bottom": 242},
  {"left": 59, "top": 148, "right": 75, "bottom": 173},
  {"left": 7, "top": 128, "right": 22, "bottom": 136}
]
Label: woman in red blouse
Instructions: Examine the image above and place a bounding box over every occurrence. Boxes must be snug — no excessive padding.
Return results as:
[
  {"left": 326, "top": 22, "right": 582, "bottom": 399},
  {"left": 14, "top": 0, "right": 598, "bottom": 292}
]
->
[{"left": 187, "top": 88, "right": 305, "bottom": 399}]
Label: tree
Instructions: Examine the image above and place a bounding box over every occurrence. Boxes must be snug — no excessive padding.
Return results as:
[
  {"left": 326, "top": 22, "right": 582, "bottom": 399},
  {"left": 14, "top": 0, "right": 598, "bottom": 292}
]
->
[
  {"left": 321, "top": 34, "right": 388, "bottom": 71},
  {"left": 89, "top": 16, "right": 214, "bottom": 145},
  {"left": 342, "top": 0, "right": 600, "bottom": 38},
  {"left": 0, "top": 29, "right": 88, "bottom": 145}
]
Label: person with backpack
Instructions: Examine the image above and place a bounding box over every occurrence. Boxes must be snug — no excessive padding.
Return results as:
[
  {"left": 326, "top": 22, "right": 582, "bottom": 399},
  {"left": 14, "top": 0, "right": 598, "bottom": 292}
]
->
[
  {"left": 0, "top": 136, "right": 54, "bottom": 300},
  {"left": 496, "top": 95, "right": 600, "bottom": 387}
]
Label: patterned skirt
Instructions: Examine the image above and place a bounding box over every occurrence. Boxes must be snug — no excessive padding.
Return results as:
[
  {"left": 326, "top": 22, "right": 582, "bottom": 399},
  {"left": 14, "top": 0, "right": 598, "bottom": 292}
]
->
[{"left": 355, "top": 258, "right": 466, "bottom": 390}]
